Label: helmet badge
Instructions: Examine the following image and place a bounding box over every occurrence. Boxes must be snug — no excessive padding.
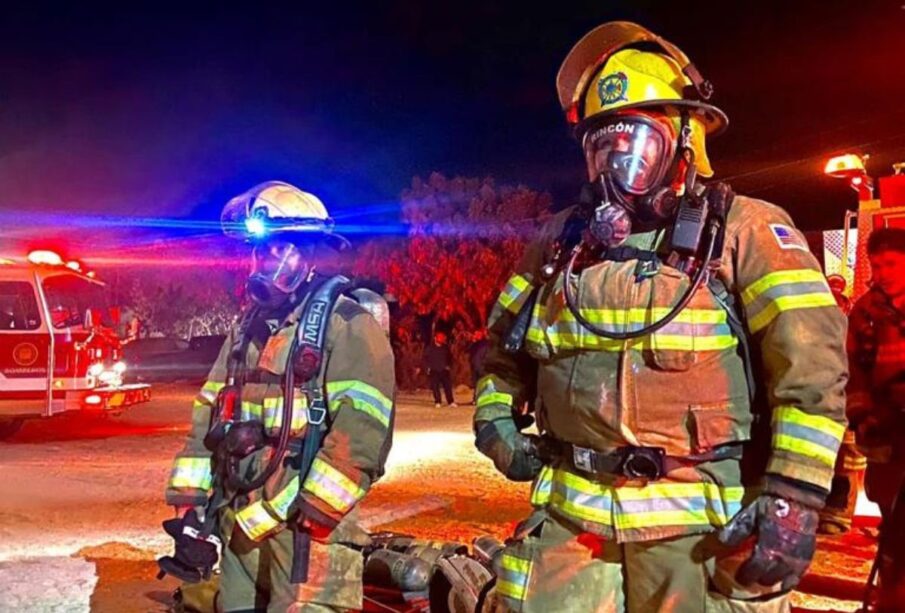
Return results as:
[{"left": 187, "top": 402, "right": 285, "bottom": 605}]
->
[{"left": 597, "top": 72, "right": 628, "bottom": 106}]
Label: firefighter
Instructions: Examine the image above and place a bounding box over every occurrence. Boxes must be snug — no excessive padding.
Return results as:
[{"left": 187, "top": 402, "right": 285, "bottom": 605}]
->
[
  {"left": 160, "top": 181, "right": 395, "bottom": 612},
  {"left": 474, "top": 22, "right": 847, "bottom": 611},
  {"left": 847, "top": 228, "right": 905, "bottom": 608}
]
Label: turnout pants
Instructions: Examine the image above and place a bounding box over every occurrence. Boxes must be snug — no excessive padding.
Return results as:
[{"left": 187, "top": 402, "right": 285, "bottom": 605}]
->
[
  {"left": 490, "top": 513, "right": 789, "bottom": 613},
  {"left": 218, "top": 508, "right": 363, "bottom": 613}
]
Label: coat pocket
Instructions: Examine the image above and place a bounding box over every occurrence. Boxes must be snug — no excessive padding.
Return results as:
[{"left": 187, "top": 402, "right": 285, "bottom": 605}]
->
[{"left": 690, "top": 399, "right": 753, "bottom": 453}]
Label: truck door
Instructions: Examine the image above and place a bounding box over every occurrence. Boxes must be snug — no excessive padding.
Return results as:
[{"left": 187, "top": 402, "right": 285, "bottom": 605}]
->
[{"left": 0, "top": 279, "right": 50, "bottom": 417}]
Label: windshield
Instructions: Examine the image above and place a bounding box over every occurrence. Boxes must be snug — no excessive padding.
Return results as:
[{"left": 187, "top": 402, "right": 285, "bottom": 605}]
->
[
  {"left": 0, "top": 281, "right": 41, "bottom": 331},
  {"left": 41, "top": 273, "right": 112, "bottom": 329}
]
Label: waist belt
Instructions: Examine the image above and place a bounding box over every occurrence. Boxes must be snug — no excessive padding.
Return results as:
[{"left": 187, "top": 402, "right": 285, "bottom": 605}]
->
[{"left": 552, "top": 441, "right": 744, "bottom": 481}]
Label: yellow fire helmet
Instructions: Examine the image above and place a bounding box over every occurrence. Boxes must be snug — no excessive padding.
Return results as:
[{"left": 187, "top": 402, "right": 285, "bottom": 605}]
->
[
  {"left": 221, "top": 181, "right": 350, "bottom": 250},
  {"left": 557, "top": 22, "right": 728, "bottom": 177}
]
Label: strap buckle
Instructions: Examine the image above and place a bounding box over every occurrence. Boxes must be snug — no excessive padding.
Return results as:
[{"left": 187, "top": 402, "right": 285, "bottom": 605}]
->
[
  {"left": 572, "top": 445, "right": 595, "bottom": 474},
  {"left": 306, "top": 389, "right": 327, "bottom": 426}
]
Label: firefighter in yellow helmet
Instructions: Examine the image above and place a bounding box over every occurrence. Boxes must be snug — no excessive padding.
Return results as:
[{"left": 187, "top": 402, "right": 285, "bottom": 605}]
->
[
  {"left": 474, "top": 22, "right": 847, "bottom": 611},
  {"left": 160, "top": 181, "right": 395, "bottom": 611}
]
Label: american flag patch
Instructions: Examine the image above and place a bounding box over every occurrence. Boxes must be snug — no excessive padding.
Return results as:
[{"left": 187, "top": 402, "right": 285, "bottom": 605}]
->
[{"left": 769, "top": 224, "right": 808, "bottom": 251}]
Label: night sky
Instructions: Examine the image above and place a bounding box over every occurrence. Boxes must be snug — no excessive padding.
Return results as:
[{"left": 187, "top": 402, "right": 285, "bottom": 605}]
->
[{"left": 1, "top": 1, "right": 904, "bottom": 251}]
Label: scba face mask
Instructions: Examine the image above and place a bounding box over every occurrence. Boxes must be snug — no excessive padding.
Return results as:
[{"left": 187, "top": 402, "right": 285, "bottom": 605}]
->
[
  {"left": 585, "top": 116, "right": 675, "bottom": 196},
  {"left": 582, "top": 114, "right": 685, "bottom": 246},
  {"left": 247, "top": 240, "right": 313, "bottom": 308}
]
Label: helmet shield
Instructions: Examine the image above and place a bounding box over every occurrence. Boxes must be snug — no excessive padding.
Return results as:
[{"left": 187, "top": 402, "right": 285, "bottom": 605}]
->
[
  {"left": 220, "top": 181, "right": 350, "bottom": 250},
  {"left": 584, "top": 115, "right": 674, "bottom": 195},
  {"left": 247, "top": 240, "right": 312, "bottom": 306}
]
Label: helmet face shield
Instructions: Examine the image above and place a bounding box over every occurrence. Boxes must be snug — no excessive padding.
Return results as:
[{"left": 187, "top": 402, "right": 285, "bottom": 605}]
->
[
  {"left": 248, "top": 240, "right": 312, "bottom": 306},
  {"left": 584, "top": 116, "right": 674, "bottom": 195}
]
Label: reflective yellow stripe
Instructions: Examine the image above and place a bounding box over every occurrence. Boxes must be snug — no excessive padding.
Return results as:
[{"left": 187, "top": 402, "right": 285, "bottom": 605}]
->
[
  {"left": 530, "top": 466, "right": 554, "bottom": 506},
  {"left": 773, "top": 405, "right": 844, "bottom": 467},
  {"left": 540, "top": 467, "right": 746, "bottom": 531},
  {"left": 497, "top": 274, "right": 532, "bottom": 314},
  {"left": 262, "top": 394, "right": 307, "bottom": 432},
  {"left": 527, "top": 305, "right": 737, "bottom": 353},
  {"left": 202, "top": 381, "right": 226, "bottom": 393},
  {"left": 741, "top": 269, "right": 835, "bottom": 333},
  {"left": 774, "top": 435, "right": 838, "bottom": 467},
  {"left": 475, "top": 375, "right": 515, "bottom": 422},
  {"left": 476, "top": 391, "right": 513, "bottom": 409},
  {"left": 775, "top": 406, "right": 845, "bottom": 440},
  {"left": 501, "top": 555, "right": 531, "bottom": 574},
  {"left": 241, "top": 400, "right": 263, "bottom": 421},
  {"left": 747, "top": 293, "right": 837, "bottom": 333},
  {"left": 559, "top": 307, "right": 728, "bottom": 325},
  {"left": 235, "top": 500, "right": 281, "bottom": 541},
  {"left": 197, "top": 380, "right": 225, "bottom": 404},
  {"left": 302, "top": 458, "right": 365, "bottom": 513},
  {"left": 741, "top": 269, "right": 827, "bottom": 305},
  {"left": 235, "top": 478, "right": 302, "bottom": 541},
  {"left": 476, "top": 375, "right": 495, "bottom": 397},
  {"left": 496, "top": 579, "right": 528, "bottom": 600},
  {"left": 326, "top": 380, "right": 393, "bottom": 427},
  {"left": 496, "top": 553, "right": 531, "bottom": 601},
  {"left": 168, "top": 457, "right": 213, "bottom": 490}
]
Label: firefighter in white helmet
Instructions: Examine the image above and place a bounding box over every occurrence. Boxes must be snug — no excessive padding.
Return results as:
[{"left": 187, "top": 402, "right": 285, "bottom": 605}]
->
[{"left": 161, "top": 181, "right": 395, "bottom": 612}]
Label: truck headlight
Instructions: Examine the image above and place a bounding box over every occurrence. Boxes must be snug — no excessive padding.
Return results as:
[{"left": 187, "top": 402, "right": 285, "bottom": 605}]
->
[
  {"left": 88, "top": 363, "right": 104, "bottom": 377},
  {"left": 112, "top": 361, "right": 127, "bottom": 374}
]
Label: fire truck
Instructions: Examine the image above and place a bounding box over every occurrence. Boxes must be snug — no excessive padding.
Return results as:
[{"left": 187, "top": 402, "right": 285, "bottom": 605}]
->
[{"left": 0, "top": 250, "right": 151, "bottom": 438}]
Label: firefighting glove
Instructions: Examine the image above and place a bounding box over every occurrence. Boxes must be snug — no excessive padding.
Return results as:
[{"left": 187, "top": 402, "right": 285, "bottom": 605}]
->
[
  {"left": 157, "top": 509, "right": 220, "bottom": 584},
  {"left": 475, "top": 418, "right": 543, "bottom": 482},
  {"left": 717, "top": 494, "right": 819, "bottom": 592}
]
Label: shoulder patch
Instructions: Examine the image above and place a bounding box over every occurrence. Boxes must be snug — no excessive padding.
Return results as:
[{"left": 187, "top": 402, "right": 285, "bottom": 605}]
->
[{"left": 769, "top": 223, "right": 809, "bottom": 252}]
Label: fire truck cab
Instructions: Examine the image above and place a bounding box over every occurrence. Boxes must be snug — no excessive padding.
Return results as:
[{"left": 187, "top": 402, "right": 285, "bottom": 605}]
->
[{"left": 0, "top": 251, "right": 151, "bottom": 438}]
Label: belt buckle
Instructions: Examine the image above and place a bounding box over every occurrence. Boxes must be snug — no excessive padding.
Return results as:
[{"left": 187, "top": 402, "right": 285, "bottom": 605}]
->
[
  {"left": 572, "top": 445, "right": 594, "bottom": 474},
  {"left": 621, "top": 446, "right": 665, "bottom": 480}
]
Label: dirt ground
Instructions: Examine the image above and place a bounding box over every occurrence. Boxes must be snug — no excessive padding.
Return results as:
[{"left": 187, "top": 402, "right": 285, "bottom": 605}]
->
[{"left": 0, "top": 384, "right": 876, "bottom": 612}]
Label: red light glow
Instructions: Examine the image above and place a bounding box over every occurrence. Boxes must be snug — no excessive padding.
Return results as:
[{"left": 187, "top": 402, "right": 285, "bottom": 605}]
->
[{"left": 27, "top": 250, "right": 64, "bottom": 266}]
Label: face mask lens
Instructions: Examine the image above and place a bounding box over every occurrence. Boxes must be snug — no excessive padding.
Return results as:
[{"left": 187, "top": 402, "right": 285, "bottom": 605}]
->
[
  {"left": 587, "top": 119, "right": 670, "bottom": 195},
  {"left": 251, "top": 241, "right": 309, "bottom": 294}
]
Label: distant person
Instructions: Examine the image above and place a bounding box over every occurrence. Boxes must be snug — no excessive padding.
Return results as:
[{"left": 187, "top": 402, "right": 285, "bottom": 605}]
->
[
  {"left": 422, "top": 331, "right": 456, "bottom": 407},
  {"left": 827, "top": 273, "right": 852, "bottom": 314},
  {"left": 847, "top": 228, "right": 905, "bottom": 609},
  {"left": 468, "top": 328, "right": 490, "bottom": 405},
  {"left": 820, "top": 273, "right": 866, "bottom": 534}
]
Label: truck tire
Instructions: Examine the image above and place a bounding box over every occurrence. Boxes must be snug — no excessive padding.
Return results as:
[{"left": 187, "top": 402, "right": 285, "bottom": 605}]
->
[{"left": 0, "top": 418, "right": 25, "bottom": 440}]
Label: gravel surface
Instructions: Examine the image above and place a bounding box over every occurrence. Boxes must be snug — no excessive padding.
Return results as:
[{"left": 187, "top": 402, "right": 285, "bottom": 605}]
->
[{"left": 0, "top": 384, "right": 875, "bottom": 612}]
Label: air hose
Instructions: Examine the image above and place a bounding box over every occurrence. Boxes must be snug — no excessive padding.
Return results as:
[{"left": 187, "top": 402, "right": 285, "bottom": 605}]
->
[{"left": 562, "top": 217, "right": 719, "bottom": 340}]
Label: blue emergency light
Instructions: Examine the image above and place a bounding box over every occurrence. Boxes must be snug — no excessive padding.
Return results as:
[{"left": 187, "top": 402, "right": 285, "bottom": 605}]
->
[{"left": 245, "top": 217, "right": 268, "bottom": 238}]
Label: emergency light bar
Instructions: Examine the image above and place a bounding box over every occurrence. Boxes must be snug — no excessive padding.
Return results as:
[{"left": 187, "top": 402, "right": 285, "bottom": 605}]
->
[
  {"left": 27, "top": 250, "right": 64, "bottom": 266},
  {"left": 24, "top": 250, "right": 95, "bottom": 276}
]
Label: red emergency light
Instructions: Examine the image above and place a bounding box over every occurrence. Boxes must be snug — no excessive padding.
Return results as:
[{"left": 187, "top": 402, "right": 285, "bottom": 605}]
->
[
  {"left": 27, "top": 250, "right": 64, "bottom": 266},
  {"left": 824, "top": 154, "right": 865, "bottom": 179},
  {"left": 825, "top": 153, "right": 874, "bottom": 200}
]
